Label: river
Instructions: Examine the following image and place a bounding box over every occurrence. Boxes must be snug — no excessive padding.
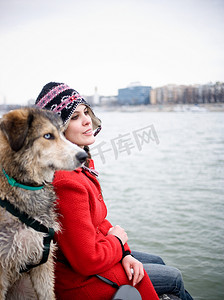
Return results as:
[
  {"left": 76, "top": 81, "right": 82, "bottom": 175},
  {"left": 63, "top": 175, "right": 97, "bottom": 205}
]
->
[{"left": 90, "top": 110, "right": 224, "bottom": 300}]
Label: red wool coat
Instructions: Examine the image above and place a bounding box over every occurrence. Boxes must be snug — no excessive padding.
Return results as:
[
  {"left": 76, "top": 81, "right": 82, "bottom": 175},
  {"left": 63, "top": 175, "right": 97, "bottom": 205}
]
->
[{"left": 53, "top": 160, "right": 159, "bottom": 300}]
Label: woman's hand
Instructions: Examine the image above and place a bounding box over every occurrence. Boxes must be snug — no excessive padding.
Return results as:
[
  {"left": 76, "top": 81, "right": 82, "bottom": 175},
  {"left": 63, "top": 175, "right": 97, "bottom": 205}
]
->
[
  {"left": 122, "top": 255, "right": 144, "bottom": 286},
  {"left": 107, "top": 225, "right": 128, "bottom": 245}
]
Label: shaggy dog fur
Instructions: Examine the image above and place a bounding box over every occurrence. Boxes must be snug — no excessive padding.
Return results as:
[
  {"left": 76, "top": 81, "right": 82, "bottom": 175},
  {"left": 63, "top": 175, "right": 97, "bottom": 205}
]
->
[{"left": 0, "top": 108, "right": 87, "bottom": 300}]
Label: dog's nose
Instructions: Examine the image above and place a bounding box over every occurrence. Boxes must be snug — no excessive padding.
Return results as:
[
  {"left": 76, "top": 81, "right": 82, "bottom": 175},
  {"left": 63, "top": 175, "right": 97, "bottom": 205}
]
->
[{"left": 76, "top": 151, "right": 88, "bottom": 164}]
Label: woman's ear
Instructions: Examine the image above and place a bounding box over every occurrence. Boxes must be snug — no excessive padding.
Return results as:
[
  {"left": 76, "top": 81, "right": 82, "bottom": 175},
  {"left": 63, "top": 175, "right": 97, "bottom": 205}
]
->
[{"left": 0, "top": 109, "right": 33, "bottom": 152}]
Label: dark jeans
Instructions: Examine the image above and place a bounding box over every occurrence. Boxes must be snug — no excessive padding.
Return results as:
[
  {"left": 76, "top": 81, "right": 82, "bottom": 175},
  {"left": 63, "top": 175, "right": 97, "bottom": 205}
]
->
[{"left": 132, "top": 251, "right": 194, "bottom": 300}]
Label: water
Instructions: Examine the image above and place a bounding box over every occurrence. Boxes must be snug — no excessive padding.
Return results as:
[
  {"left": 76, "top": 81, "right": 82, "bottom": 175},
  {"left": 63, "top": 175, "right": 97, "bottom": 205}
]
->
[{"left": 90, "top": 110, "right": 224, "bottom": 300}]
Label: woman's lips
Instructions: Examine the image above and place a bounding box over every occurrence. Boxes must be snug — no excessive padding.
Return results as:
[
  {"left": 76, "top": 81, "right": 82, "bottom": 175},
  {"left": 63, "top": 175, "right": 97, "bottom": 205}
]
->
[{"left": 83, "top": 129, "right": 93, "bottom": 135}]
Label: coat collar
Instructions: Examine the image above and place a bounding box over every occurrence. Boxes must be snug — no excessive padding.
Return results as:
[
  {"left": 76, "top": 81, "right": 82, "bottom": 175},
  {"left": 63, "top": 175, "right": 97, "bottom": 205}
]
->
[{"left": 75, "top": 159, "right": 99, "bottom": 177}]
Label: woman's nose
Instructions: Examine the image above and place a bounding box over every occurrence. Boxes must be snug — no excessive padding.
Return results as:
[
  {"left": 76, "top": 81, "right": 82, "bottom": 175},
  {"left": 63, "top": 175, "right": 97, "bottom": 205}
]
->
[{"left": 82, "top": 114, "right": 91, "bottom": 125}]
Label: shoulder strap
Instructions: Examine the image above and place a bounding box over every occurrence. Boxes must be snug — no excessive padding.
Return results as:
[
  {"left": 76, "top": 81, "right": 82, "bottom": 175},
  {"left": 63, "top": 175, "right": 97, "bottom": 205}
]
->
[
  {"left": 95, "top": 274, "right": 119, "bottom": 289},
  {"left": 95, "top": 275, "right": 142, "bottom": 300},
  {"left": 0, "top": 197, "right": 55, "bottom": 272},
  {"left": 0, "top": 198, "right": 49, "bottom": 233}
]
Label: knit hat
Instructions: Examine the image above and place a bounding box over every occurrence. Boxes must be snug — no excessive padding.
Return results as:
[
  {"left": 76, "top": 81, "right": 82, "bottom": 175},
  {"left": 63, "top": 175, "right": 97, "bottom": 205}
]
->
[{"left": 35, "top": 82, "right": 101, "bottom": 136}]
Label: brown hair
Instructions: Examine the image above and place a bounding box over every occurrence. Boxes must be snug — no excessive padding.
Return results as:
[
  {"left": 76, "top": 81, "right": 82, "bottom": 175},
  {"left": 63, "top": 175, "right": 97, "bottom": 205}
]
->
[{"left": 84, "top": 146, "right": 91, "bottom": 167}]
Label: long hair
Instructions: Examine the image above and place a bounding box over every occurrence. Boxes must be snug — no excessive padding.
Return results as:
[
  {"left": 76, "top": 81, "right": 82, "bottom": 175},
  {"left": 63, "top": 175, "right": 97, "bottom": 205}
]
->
[{"left": 84, "top": 146, "right": 91, "bottom": 167}]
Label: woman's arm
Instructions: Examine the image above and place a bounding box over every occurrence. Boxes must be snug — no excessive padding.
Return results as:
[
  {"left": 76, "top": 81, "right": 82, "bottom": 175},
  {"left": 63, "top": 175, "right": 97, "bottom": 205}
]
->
[
  {"left": 53, "top": 175, "right": 125, "bottom": 276},
  {"left": 98, "top": 216, "right": 131, "bottom": 253}
]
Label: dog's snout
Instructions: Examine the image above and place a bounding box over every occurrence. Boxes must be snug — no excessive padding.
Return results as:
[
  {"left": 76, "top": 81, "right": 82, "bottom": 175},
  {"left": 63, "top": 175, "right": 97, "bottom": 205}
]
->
[{"left": 76, "top": 151, "right": 88, "bottom": 164}]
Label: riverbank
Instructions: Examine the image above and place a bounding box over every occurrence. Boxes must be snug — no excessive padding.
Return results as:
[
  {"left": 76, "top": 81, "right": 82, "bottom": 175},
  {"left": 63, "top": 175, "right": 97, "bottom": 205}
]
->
[
  {"left": 96, "top": 103, "right": 224, "bottom": 113},
  {"left": 1, "top": 104, "right": 224, "bottom": 118}
]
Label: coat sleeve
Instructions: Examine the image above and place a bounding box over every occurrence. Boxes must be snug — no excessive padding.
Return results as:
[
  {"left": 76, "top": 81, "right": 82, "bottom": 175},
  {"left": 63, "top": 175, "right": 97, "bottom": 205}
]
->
[
  {"left": 98, "top": 219, "right": 131, "bottom": 253},
  {"left": 53, "top": 175, "right": 124, "bottom": 276}
]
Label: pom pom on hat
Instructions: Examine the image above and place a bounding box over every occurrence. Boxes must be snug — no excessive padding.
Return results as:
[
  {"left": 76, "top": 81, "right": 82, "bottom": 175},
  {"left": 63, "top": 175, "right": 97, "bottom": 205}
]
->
[{"left": 35, "top": 82, "right": 101, "bottom": 135}]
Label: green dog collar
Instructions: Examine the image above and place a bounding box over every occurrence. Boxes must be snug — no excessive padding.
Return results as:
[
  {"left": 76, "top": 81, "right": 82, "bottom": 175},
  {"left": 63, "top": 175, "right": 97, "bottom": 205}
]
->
[{"left": 2, "top": 168, "right": 44, "bottom": 191}]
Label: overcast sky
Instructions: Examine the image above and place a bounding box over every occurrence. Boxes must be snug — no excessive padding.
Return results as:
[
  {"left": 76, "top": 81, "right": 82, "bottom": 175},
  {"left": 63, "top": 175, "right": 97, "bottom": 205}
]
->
[{"left": 0, "top": 0, "right": 223, "bottom": 105}]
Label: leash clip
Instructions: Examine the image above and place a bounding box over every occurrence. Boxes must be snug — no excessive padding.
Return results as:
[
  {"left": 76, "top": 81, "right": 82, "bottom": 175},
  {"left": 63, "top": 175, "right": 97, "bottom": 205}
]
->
[{"left": 8, "top": 176, "right": 17, "bottom": 187}]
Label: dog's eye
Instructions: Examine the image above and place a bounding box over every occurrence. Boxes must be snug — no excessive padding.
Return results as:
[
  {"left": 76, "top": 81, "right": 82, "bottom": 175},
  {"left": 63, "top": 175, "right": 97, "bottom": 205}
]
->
[{"left": 43, "top": 133, "right": 55, "bottom": 140}]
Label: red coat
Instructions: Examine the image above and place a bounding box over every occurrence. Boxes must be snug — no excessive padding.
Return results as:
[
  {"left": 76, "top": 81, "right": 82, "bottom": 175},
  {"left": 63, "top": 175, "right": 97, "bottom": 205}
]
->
[{"left": 53, "top": 160, "right": 159, "bottom": 300}]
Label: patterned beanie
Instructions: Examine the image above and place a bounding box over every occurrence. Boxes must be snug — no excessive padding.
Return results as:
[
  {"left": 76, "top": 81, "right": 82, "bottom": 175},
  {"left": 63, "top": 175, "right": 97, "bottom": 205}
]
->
[{"left": 35, "top": 82, "right": 101, "bottom": 136}]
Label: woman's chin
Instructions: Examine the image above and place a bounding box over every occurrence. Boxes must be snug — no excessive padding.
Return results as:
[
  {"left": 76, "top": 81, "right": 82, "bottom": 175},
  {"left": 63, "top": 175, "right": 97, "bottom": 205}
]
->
[{"left": 83, "top": 136, "right": 95, "bottom": 146}]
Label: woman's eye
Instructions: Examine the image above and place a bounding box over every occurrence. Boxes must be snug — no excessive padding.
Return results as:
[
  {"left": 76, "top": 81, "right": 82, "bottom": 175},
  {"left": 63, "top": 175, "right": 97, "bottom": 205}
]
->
[
  {"left": 84, "top": 110, "right": 89, "bottom": 115},
  {"left": 71, "top": 115, "right": 78, "bottom": 120},
  {"left": 43, "top": 133, "right": 54, "bottom": 140}
]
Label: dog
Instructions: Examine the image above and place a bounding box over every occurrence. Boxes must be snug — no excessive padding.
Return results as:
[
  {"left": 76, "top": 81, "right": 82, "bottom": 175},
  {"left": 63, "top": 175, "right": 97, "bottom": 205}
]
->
[{"left": 0, "top": 107, "right": 87, "bottom": 300}]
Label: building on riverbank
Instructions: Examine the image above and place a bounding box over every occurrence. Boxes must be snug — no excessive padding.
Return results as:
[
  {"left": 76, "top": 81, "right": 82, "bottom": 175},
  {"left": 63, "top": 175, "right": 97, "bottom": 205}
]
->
[
  {"left": 150, "top": 82, "right": 224, "bottom": 105},
  {"left": 118, "top": 82, "right": 152, "bottom": 105},
  {"left": 1, "top": 82, "right": 224, "bottom": 111}
]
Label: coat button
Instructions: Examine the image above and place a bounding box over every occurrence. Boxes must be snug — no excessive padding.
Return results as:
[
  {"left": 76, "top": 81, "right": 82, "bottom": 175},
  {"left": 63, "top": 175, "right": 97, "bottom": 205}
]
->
[{"left": 98, "top": 194, "right": 103, "bottom": 201}]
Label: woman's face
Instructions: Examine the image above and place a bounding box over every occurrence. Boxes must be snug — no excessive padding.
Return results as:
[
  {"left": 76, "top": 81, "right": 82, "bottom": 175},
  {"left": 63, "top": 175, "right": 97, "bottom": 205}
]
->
[{"left": 64, "top": 104, "right": 95, "bottom": 147}]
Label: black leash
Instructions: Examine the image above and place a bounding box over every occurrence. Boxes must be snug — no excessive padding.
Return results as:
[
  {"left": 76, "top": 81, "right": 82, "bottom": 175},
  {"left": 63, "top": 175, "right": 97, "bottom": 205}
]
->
[
  {"left": 95, "top": 274, "right": 119, "bottom": 289},
  {"left": 95, "top": 274, "right": 142, "bottom": 300},
  {"left": 0, "top": 197, "right": 55, "bottom": 272}
]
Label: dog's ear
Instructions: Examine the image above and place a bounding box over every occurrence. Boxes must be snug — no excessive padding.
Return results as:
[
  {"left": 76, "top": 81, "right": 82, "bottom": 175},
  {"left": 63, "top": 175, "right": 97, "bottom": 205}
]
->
[{"left": 0, "top": 109, "right": 34, "bottom": 152}]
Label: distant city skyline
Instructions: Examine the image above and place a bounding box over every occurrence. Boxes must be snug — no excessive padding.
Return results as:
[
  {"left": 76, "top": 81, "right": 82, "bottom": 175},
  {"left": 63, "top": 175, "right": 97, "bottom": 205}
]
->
[
  {"left": 0, "top": 0, "right": 224, "bottom": 105},
  {"left": 0, "top": 80, "right": 223, "bottom": 106}
]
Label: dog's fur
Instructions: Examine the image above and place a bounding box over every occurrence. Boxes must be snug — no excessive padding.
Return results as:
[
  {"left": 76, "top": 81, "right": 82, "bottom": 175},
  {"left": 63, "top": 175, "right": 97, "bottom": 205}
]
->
[{"left": 0, "top": 108, "right": 86, "bottom": 300}]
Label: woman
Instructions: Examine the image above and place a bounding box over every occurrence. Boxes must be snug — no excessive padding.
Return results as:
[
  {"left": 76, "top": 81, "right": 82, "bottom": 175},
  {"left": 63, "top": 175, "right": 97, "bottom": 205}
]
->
[{"left": 35, "top": 82, "right": 193, "bottom": 300}]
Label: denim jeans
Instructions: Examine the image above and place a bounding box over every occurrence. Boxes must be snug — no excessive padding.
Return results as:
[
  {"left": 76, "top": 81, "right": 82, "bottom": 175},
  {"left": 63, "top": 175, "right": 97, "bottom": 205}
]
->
[{"left": 132, "top": 251, "right": 194, "bottom": 300}]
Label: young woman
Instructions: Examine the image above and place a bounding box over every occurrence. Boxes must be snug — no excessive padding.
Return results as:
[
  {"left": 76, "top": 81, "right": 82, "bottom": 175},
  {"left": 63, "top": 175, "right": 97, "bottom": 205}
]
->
[{"left": 35, "top": 82, "right": 193, "bottom": 300}]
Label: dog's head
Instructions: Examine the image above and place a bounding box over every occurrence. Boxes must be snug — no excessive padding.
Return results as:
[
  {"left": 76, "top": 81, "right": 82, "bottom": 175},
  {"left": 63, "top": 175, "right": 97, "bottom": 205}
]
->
[{"left": 0, "top": 108, "right": 87, "bottom": 183}]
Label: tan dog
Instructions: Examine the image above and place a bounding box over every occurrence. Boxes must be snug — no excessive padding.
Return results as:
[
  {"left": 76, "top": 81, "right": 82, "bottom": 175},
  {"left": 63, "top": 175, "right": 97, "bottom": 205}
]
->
[{"left": 0, "top": 108, "right": 87, "bottom": 300}]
